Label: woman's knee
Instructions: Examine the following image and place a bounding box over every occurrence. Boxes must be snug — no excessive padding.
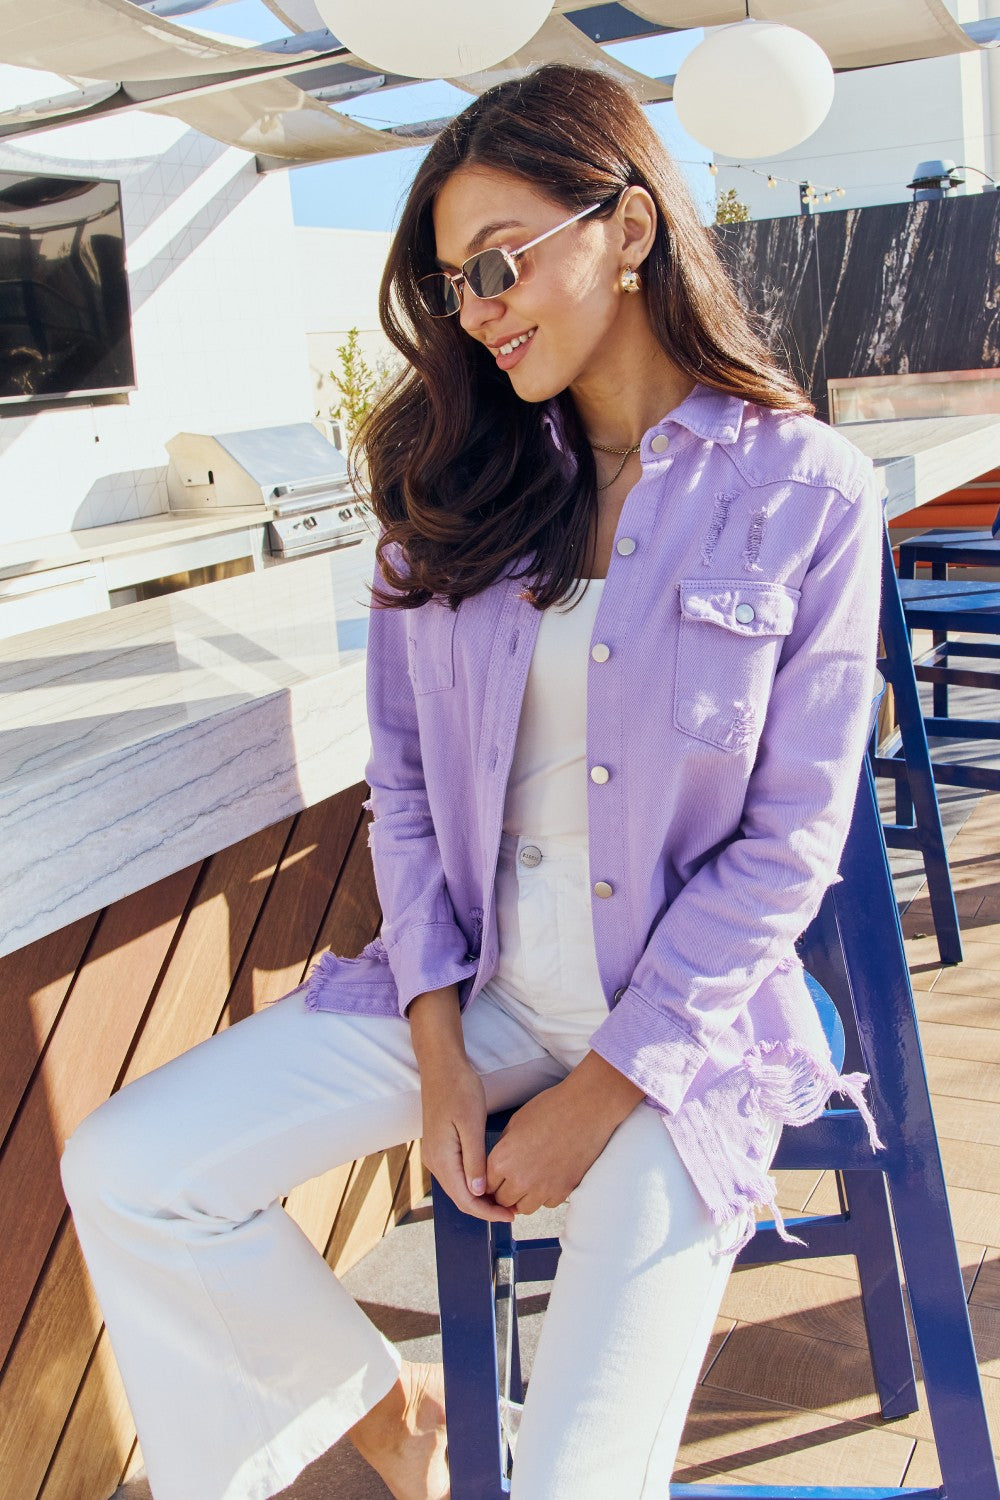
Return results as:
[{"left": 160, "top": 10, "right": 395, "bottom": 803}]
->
[{"left": 61, "top": 1084, "right": 160, "bottom": 1217}]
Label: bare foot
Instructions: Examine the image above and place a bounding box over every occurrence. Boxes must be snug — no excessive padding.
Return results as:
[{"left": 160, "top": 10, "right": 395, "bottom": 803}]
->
[{"left": 348, "top": 1359, "right": 449, "bottom": 1500}]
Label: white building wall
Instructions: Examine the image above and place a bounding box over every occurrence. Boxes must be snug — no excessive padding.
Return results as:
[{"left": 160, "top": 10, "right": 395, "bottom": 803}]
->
[
  {"left": 295, "top": 227, "right": 394, "bottom": 425},
  {"left": 716, "top": 2, "right": 1000, "bottom": 221},
  {"left": 980, "top": 0, "right": 1000, "bottom": 181},
  {"left": 0, "top": 69, "right": 313, "bottom": 546}
]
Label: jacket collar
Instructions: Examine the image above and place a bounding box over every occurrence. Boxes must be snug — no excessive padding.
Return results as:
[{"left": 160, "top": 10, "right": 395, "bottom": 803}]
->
[
  {"left": 542, "top": 382, "right": 747, "bottom": 459},
  {"left": 654, "top": 383, "right": 746, "bottom": 446}
]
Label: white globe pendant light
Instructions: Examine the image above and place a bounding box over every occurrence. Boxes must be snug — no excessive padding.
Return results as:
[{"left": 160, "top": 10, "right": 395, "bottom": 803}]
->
[
  {"left": 315, "top": 0, "right": 553, "bottom": 80},
  {"left": 673, "top": 20, "right": 835, "bottom": 159}
]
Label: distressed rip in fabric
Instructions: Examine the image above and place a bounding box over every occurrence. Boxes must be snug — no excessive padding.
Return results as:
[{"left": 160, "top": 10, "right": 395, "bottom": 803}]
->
[{"left": 666, "top": 1038, "right": 883, "bottom": 1255}]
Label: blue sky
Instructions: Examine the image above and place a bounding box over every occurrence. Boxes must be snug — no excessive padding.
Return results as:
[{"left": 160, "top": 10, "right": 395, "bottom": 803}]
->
[{"left": 194, "top": 2, "right": 713, "bottom": 230}]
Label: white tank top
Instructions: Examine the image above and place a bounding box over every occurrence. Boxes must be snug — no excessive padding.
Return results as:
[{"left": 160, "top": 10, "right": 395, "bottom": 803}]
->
[{"left": 501, "top": 578, "right": 605, "bottom": 838}]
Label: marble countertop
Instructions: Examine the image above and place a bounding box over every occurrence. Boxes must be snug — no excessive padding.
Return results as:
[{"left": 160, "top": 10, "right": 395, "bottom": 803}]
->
[
  {"left": 841, "top": 412, "right": 1000, "bottom": 520},
  {"left": 0, "top": 508, "right": 271, "bottom": 581},
  {"left": 0, "top": 541, "right": 376, "bottom": 958}
]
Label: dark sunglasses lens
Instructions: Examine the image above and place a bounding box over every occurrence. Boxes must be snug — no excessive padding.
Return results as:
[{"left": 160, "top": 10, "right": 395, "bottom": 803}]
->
[
  {"left": 417, "top": 275, "right": 461, "bottom": 317},
  {"left": 465, "top": 248, "right": 516, "bottom": 300}
]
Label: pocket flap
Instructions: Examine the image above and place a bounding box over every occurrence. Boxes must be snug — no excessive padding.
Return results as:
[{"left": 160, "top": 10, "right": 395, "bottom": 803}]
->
[{"left": 678, "top": 580, "right": 800, "bottom": 637}]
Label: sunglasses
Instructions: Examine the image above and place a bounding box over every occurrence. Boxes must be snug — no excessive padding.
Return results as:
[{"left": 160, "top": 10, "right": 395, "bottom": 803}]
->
[{"left": 417, "top": 199, "right": 608, "bottom": 319}]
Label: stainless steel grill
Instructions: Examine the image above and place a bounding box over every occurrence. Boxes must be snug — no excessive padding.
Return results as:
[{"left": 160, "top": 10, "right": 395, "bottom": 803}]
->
[{"left": 165, "top": 423, "right": 373, "bottom": 560}]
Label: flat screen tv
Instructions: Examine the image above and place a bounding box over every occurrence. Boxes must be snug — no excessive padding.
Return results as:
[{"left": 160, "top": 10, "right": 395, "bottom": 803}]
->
[{"left": 0, "top": 169, "right": 135, "bottom": 406}]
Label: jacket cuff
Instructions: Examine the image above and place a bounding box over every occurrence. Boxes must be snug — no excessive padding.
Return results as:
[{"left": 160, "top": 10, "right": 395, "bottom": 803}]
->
[
  {"left": 588, "top": 987, "right": 709, "bottom": 1115},
  {"left": 386, "top": 921, "right": 478, "bottom": 1018}
]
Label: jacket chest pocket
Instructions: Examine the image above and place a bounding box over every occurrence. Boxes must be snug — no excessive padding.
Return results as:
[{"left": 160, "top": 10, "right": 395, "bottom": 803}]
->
[
  {"left": 673, "top": 580, "right": 800, "bottom": 751},
  {"left": 406, "top": 601, "right": 458, "bottom": 695}
]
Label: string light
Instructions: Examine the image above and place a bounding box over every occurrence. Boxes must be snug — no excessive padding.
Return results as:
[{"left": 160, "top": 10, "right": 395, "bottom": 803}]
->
[{"left": 684, "top": 158, "right": 846, "bottom": 203}]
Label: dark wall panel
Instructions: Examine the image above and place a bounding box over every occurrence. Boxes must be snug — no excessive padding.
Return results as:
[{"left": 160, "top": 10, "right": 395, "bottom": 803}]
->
[
  {"left": 717, "top": 213, "right": 822, "bottom": 402},
  {"left": 717, "top": 193, "right": 1000, "bottom": 420}
]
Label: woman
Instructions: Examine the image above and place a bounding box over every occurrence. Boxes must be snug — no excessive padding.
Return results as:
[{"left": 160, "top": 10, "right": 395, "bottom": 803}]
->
[{"left": 61, "top": 63, "right": 882, "bottom": 1500}]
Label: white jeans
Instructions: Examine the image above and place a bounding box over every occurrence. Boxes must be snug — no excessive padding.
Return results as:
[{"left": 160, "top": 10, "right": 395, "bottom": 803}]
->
[{"left": 61, "top": 831, "right": 775, "bottom": 1500}]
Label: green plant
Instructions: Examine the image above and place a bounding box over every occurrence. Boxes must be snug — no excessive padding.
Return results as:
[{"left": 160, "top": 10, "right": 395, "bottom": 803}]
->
[
  {"left": 714, "top": 187, "right": 752, "bottom": 224},
  {"left": 328, "top": 328, "right": 387, "bottom": 439}
]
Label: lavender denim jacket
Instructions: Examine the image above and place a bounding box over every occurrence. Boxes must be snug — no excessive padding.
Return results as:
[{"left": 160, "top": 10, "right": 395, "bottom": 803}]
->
[{"left": 305, "top": 383, "right": 884, "bottom": 1244}]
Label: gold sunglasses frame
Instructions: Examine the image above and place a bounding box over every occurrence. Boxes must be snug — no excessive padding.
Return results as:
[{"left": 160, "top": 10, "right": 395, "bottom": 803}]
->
[{"left": 417, "top": 198, "right": 609, "bottom": 318}]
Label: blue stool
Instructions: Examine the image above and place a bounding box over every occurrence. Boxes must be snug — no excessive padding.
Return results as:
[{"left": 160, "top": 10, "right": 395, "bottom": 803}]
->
[
  {"left": 431, "top": 764, "right": 998, "bottom": 1500},
  {"left": 891, "top": 579, "right": 1000, "bottom": 779},
  {"left": 898, "top": 523, "right": 1000, "bottom": 584},
  {"left": 896, "top": 521, "right": 1000, "bottom": 745},
  {"left": 873, "top": 527, "right": 964, "bottom": 964}
]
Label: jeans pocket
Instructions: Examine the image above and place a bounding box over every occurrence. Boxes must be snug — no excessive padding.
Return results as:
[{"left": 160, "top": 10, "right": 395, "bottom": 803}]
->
[
  {"left": 673, "top": 579, "right": 800, "bottom": 752},
  {"left": 516, "top": 859, "right": 563, "bottom": 1002}
]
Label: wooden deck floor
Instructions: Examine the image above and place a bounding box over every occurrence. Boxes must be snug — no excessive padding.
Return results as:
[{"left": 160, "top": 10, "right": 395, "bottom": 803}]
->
[{"left": 673, "top": 789, "right": 1000, "bottom": 1490}]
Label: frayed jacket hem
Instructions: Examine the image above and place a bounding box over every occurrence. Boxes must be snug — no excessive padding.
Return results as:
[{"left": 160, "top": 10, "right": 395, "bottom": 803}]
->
[{"left": 663, "top": 1039, "right": 883, "bottom": 1256}]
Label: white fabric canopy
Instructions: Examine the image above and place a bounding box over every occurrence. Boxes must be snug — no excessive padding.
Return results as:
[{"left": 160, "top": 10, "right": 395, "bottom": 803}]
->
[
  {"left": 149, "top": 76, "right": 425, "bottom": 158},
  {"left": 0, "top": 0, "right": 312, "bottom": 82},
  {"left": 261, "top": 0, "right": 326, "bottom": 32},
  {"left": 0, "top": 0, "right": 990, "bottom": 166},
  {"left": 451, "top": 16, "right": 672, "bottom": 103},
  {"left": 620, "top": 0, "right": 978, "bottom": 70}
]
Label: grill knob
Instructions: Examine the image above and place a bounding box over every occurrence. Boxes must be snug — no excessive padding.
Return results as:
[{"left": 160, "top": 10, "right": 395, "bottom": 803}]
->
[{"left": 302, "top": 514, "right": 318, "bottom": 530}]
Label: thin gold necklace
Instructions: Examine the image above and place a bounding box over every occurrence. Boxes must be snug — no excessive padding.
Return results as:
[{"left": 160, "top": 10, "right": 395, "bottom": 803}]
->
[{"left": 590, "top": 438, "right": 641, "bottom": 490}]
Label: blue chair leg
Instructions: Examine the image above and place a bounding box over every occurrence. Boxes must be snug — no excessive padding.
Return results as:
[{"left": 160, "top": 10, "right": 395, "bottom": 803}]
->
[
  {"left": 507, "top": 1273, "right": 524, "bottom": 1404},
  {"left": 843, "top": 1168, "right": 919, "bottom": 1420},
  {"left": 431, "top": 1178, "right": 509, "bottom": 1499},
  {"left": 892, "top": 753, "right": 915, "bottom": 830},
  {"left": 932, "top": 627, "right": 949, "bottom": 720},
  {"left": 897, "top": 544, "right": 916, "bottom": 581},
  {"left": 888, "top": 1152, "right": 997, "bottom": 1500}
]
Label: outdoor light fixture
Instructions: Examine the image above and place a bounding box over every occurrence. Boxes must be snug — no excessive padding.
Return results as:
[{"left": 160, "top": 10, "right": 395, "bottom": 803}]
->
[
  {"left": 906, "top": 158, "right": 965, "bottom": 200},
  {"left": 314, "top": 0, "right": 553, "bottom": 79},
  {"left": 673, "top": 3, "right": 835, "bottom": 159}
]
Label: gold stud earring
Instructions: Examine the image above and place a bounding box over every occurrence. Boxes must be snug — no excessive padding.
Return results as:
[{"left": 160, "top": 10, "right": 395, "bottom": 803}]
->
[{"left": 619, "top": 265, "right": 641, "bottom": 294}]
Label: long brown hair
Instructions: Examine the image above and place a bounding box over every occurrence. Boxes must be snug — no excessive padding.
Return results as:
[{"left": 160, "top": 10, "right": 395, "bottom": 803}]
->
[{"left": 360, "top": 63, "right": 812, "bottom": 611}]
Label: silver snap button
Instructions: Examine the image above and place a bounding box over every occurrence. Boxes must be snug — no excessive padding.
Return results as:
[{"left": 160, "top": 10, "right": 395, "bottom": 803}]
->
[
  {"left": 593, "top": 880, "right": 614, "bottom": 898},
  {"left": 650, "top": 433, "right": 670, "bottom": 454},
  {"left": 519, "top": 844, "right": 542, "bottom": 868},
  {"left": 591, "top": 642, "right": 610, "bottom": 663},
  {"left": 616, "top": 538, "right": 636, "bottom": 556},
  {"left": 734, "top": 602, "right": 756, "bottom": 624},
  {"left": 613, "top": 986, "right": 626, "bottom": 1004},
  {"left": 590, "top": 765, "right": 610, "bottom": 784}
]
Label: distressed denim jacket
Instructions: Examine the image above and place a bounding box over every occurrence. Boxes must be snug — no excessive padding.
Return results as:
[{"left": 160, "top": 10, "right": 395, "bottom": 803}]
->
[{"left": 305, "top": 383, "right": 884, "bottom": 1244}]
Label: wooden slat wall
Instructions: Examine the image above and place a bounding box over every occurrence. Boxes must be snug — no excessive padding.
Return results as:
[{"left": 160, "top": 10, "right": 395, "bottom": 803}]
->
[{"left": 0, "top": 782, "right": 426, "bottom": 1500}]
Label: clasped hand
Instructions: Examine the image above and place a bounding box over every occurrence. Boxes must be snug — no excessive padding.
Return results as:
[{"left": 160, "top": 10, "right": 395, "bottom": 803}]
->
[{"left": 420, "top": 1054, "right": 642, "bottom": 1222}]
